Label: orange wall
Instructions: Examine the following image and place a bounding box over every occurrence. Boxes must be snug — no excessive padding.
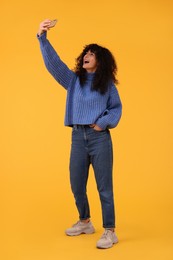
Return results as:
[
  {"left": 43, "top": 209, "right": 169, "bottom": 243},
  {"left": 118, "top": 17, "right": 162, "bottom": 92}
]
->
[{"left": 1, "top": 0, "right": 173, "bottom": 259}]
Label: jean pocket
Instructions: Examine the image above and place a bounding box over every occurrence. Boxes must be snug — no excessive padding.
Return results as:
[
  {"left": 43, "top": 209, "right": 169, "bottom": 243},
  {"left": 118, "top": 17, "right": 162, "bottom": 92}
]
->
[{"left": 92, "top": 128, "right": 107, "bottom": 133}]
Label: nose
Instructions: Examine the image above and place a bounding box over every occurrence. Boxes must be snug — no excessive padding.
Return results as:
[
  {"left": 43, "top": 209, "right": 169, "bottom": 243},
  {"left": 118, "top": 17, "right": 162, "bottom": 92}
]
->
[{"left": 84, "top": 53, "right": 88, "bottom": 59}]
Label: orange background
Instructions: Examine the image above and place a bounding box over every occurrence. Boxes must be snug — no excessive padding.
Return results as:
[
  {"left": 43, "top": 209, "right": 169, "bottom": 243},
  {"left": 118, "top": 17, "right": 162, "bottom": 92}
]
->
[{"left": 1, "top": 0, "right": 173, "bottom": 259}]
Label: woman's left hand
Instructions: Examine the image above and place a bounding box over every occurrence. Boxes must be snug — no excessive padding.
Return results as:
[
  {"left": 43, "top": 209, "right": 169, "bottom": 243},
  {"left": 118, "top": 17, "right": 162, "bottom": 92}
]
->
[{"left": 90, "top": 124, "right": 103, "bottom": 131}]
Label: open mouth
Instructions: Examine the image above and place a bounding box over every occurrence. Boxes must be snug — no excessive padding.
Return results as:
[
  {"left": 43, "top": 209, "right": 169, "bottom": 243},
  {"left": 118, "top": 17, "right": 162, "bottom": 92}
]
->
[{"left": 84, "top": 60, "right": 89, "bottom": 64}]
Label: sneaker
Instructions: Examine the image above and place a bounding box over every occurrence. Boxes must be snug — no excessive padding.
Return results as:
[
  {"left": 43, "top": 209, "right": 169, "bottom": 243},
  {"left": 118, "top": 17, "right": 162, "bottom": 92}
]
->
[
  {"left": 65, "top": 220, "right": 95, "bottom": 236},
  {"left": 96, "top": 229, "right": 118, "bottom": 249}
]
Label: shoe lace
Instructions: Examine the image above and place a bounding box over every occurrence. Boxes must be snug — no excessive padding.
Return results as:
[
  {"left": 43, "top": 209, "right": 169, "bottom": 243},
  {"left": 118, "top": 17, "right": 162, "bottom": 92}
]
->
[
  {"left": 72, "top": 221, "right": 81, "bottom": 227},
  {"left": 101, "top": 230, "right": 109, "bottom": 238},
  {"left": 101, "top": 229, "right": 112, "bottom": 239}
]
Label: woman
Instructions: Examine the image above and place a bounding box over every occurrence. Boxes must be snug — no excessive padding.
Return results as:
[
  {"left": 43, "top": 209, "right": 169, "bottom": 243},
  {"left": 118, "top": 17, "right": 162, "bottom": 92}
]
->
[{"left": 37, "top": 19, "right": 122, "bottom": 249}]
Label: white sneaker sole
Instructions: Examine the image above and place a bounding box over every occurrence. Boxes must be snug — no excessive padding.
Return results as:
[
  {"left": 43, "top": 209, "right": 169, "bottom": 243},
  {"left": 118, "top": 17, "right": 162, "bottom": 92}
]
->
[
  {"left": 96, "top": 238, "right": 118, "bottom": 249},
  {"left": 65, "top": 228, "right": 95, "bottom": 236}
]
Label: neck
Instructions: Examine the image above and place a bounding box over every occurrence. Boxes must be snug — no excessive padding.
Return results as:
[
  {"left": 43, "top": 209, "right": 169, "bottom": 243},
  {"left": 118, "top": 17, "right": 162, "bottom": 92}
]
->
[{"left": 86, "top": 69, "right": 96, "bottom": 73}]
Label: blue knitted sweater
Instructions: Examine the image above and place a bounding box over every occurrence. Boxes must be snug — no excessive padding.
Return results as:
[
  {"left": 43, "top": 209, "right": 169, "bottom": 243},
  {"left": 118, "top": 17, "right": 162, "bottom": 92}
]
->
[{"left": 38, "top": 33, "right": 122, "bottom": 130}]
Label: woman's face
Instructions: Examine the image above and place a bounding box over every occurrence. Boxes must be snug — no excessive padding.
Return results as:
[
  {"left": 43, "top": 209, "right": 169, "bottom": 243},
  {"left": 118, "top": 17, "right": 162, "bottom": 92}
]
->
[{"left": 83, "top": 50, "right": 97, "bottom": 73}]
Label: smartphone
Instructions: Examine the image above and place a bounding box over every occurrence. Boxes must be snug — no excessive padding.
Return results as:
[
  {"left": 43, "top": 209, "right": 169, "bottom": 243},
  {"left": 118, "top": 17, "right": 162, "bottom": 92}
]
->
[{"left": 48, "top": 19, "right": 58, "bottom": 28}]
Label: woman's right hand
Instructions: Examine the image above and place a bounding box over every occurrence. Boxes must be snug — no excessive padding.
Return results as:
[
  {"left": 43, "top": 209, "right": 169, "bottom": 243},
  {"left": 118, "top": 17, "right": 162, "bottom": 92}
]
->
[{"left": 38, "top": 19, "right": 51, "bottom": 36}]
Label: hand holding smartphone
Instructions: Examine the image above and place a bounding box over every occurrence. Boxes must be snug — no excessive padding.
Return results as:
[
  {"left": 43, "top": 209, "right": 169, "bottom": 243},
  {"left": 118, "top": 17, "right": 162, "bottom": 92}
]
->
[
  {"left": 38, "top": 19, "right": 58, "bottom": 36},
  {"left": 48, "top": 19, "right": 58, "bottom": 28}
]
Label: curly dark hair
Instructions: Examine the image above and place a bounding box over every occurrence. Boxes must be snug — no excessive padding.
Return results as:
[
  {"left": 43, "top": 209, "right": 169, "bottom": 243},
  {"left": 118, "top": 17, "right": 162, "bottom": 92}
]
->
[{"left": 74, "top": 43, "right": 118, "bottom": 94}]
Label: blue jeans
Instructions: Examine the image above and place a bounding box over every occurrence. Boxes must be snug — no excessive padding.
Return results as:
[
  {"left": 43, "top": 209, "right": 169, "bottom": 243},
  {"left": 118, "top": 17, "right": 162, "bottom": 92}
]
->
[{"left": 69, "top": 125, "right": 115, "bottom": 228}]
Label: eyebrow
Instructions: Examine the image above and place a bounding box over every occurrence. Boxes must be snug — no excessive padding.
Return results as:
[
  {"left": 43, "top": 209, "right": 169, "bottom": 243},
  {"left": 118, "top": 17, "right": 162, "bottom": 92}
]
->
[{"left": 86, "top": 50, "right": 95, "bottom": 54}]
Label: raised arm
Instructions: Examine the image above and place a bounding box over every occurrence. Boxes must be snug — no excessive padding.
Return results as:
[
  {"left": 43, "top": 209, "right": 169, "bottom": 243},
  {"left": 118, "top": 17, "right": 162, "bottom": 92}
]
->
[{"left": 37, "top": 19, "right": 75, "bottom": 90}]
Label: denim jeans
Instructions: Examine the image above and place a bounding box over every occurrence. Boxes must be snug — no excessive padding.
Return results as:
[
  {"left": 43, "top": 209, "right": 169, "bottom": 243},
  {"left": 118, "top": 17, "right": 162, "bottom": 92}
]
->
[{"left": 69, "top": 125, "right": 115, "bottom": 228}]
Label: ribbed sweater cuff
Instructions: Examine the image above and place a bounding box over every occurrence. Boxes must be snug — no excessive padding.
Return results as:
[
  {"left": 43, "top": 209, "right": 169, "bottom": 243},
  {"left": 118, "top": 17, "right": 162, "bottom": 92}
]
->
[
  {"left": 95, "top": 119, "right": 108, "bottom": 130},
  {"left": 37, "top": 32, "right": 47, "bottom": 42}
]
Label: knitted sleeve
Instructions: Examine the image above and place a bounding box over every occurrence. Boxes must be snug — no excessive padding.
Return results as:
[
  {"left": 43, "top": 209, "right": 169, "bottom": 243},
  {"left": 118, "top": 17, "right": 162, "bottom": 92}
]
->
[
  {"left": 95, "top": 84, "right": 122, "bottom": 130},
  {"left": 37, "top": 33, "right": 75, "bottom": 90}
]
